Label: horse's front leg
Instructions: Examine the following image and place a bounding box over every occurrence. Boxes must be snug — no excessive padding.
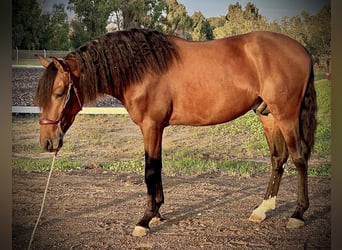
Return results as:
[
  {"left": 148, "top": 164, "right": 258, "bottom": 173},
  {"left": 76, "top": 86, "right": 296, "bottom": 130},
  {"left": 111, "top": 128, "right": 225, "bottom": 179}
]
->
[{"left": 132, "top": 122, "right": 164, "bottom": 237}]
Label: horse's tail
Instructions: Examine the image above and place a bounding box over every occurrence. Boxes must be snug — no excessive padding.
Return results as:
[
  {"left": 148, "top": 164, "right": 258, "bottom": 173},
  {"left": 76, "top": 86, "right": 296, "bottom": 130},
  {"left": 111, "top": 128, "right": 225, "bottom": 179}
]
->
[{"left": 300, "top": 62, "right": 317, "bottom": 159}]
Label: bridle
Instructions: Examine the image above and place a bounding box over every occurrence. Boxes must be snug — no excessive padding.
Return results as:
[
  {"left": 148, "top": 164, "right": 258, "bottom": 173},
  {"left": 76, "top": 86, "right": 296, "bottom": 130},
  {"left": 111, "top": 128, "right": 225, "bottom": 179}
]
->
[{"left": 39, "top": 68, "right": 83, "bottom": 127}]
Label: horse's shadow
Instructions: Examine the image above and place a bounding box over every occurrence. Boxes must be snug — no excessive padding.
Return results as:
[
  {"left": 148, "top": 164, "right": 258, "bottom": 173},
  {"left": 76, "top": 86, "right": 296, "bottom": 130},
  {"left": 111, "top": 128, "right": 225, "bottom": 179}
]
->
[{"left": 150, "top": 174, "right": 330, "bottom": 233}]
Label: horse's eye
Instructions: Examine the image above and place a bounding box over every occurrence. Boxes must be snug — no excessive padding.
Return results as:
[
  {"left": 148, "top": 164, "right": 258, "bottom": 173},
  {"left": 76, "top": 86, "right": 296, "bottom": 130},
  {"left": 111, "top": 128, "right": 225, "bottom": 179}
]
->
[{"left": 55, "top": 92, "right": 65, "bottom": 99}]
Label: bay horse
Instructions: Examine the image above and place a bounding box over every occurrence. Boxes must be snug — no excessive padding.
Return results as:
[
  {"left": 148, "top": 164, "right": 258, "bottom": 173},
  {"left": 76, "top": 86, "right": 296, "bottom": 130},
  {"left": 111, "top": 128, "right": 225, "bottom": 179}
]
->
[{"left": 35, "top": 28, "right": 317, "bottom": 236}]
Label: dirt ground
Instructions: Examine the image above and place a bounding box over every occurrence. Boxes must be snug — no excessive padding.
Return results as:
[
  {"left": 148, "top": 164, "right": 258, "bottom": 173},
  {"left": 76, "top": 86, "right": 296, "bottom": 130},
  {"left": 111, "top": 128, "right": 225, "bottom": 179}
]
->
[
  {"left": 12, "top": 170, "right": 330, "bottom": 249},
  {"left": 12, "top": 67, "right": 331, "bottom": 249}
]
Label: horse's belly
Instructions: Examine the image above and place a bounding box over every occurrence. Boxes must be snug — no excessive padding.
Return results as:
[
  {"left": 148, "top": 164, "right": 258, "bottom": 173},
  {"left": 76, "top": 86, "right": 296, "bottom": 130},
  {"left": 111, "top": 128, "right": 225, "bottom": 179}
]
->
[{"left": 169, "top": 94, "right": 255, "bottom": 126}]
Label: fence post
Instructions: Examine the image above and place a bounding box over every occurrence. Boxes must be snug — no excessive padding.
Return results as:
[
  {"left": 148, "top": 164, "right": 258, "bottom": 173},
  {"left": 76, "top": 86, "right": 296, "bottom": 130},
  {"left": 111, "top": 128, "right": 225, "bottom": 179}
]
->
[
  {"left": 16, "top": 47, "right": 18, "bottom": 64},
  {"left": 44, "top": 49, "right": 47, "bottom": 58}
]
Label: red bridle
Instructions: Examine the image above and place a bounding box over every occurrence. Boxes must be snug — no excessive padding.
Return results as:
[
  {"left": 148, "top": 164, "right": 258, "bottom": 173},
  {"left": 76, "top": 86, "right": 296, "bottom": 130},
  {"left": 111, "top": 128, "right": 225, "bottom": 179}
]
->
[{"left": 39, "top": 71, "right": 82, "bottom": 126}]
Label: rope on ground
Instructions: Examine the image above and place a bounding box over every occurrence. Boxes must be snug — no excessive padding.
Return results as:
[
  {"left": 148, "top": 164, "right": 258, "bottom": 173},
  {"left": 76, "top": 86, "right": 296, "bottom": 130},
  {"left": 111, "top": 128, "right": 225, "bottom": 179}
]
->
[{"left": 28, "top": 153, "right": 57, "bottom": 250}]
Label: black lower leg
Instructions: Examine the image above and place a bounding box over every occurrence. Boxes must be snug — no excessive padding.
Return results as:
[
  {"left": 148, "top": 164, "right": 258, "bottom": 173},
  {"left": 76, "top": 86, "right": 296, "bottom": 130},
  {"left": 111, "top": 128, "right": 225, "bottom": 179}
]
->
[
  {"left": 137, "top": 154, "right": 164, "bottom": 228},
  {"left": 291, "top": 159, "right": 309, "bottom": 221},
  {"left": 264, "top": 132, "right": 288, "bottom": 199}
]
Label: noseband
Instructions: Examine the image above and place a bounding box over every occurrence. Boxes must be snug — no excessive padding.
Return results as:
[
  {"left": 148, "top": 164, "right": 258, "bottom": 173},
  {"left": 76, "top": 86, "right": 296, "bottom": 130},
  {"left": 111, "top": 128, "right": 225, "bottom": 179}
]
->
[{"left": 39, "top": 71, "right": 82, "bottom": 126}]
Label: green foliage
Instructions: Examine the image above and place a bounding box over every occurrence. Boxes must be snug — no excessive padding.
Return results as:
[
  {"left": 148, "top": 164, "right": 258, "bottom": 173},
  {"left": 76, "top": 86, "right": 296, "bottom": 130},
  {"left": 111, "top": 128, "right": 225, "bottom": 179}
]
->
[
  {"left": 121, "top": 0, "right": 165, "bottom": 30},
  {"left": 301, "top": 6, "right": 331, "bottom": 69},
  {"left": 101, "top": 160, "right": 144, "bottom": 174},
  {"left": 285, "top": 164, "right": 331, "bottom": 176},
  {"left": 164, "top": 157, "right": 216, "bottom": 176},
  {"left": 313, "top": 80, "right": 331, "bottom": 158},
  {"left": 315, "top": 72, "right": 327, "bottom": 81},
  {"left": 12, "top": 0, "right": 71, "bottom": 50},
  {"left": 162, "top": 0, "right": 192, "bottom": 38},
  {"left": 12, "top": 0, "right": 43, "bottom": 49},
  {"left": 45, "top": 4, "right": 71, "bottom": 50},
  {"left": 207, "top": 16, "right": 225, "bottom": 30},
  {"left": 212, "top": 2, "right": 330, "bottom": 70},
  {"left": 214, "top": 2, "right": 269, "bottom": 38},
  {"left": 228, "top": 112, "right": 269, "bottom": 157},
  {"left": 191, "top": 11, "right": 213, "bottom": 41},
  {"left": 308, "top": 164, "right": 331, "bottom": 176},
  {"left": 69, "top": 19, "right": 92, "bottom": 49},
  {"left": 217, "top": 161, "right": 268, "bottom": 177},
  {"left": 103, "top": 0, "right": 167, "bottom": 32},
  {"left": 68, "top": 0, "right": 111, "bottom": 38},
  {"left": 12, "top": 158, "right": 82, "bottom": 172}
]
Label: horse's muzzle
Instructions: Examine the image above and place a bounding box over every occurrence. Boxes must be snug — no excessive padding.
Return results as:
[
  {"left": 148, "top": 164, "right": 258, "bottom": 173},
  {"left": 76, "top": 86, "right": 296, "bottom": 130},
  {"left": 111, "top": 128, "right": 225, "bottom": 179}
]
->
[{"left": 41, "top": 136, "right": 63, "bottom": 153}]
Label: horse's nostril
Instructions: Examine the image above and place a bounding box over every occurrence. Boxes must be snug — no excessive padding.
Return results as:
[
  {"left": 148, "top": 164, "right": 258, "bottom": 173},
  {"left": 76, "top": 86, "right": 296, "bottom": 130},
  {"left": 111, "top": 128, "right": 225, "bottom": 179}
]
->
[{"left": 44, "top": 139, "right": 53, "bottom": 152}]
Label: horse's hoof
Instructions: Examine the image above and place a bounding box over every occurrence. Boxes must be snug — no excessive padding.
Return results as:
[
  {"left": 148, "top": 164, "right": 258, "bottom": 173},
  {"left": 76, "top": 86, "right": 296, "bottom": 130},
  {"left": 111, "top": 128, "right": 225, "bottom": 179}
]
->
[
  {"left": 248, "top": 197, "right": 276, "bottom": 223},
  {"left": 248, "top": 211, "right": 266, "bottom": 223},
  {"left": 132, "top": 226, "right": 149, "bottom": 237},
  {"left": 286, "top": 218, "right": 305, "bottom": 229},
  {"left": 150, "top": 216, "right": 161, "bottom": 224}
]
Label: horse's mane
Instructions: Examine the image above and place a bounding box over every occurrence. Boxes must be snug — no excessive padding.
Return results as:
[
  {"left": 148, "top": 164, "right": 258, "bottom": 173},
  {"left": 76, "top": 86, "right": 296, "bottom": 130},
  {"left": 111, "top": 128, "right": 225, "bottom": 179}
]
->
[
  {"left": 35, "top": 29, "right": 179, "bottom": 108},
  {"left": 68, "top": 28, "right": 180, "bottom": 103}
]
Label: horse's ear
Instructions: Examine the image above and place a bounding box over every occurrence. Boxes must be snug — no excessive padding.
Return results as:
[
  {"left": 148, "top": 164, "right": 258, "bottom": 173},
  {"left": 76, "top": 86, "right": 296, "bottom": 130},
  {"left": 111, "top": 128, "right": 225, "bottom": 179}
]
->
[
  {"left": 64, "top": 55, "right": 80, "bottom": 78},
  {"left": 49, "top": 56, "right": 65, "bottom": 73},
  {"left": 35, "top": 54, "right": 50, "bottom": 68}
]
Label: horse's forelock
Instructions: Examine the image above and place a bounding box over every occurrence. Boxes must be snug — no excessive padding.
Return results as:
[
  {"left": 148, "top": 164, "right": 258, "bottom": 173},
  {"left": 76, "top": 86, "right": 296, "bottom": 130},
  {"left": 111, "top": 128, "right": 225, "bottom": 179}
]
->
[{"left": 35, "top": 63, "right": 58, "bottom": 108}]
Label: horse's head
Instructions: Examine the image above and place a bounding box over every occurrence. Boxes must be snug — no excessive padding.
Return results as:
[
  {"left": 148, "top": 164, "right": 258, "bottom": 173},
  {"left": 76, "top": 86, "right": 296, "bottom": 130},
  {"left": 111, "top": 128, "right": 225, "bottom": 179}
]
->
[{"left": 35, "top": 55, "right": 83, "bottom": 153}]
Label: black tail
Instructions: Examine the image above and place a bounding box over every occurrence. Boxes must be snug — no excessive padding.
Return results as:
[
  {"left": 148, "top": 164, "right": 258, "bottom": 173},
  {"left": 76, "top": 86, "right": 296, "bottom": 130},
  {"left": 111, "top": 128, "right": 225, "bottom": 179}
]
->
[{"left": 300, "top": 63, "right": 317, "bottom": 159}]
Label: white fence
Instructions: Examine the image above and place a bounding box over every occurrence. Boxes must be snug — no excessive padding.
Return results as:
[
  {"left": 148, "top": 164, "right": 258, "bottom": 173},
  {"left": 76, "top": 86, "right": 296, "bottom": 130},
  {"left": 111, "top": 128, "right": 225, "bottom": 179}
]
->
[{"left": 12, "top": 106, "right": 128, "bottom": 115}]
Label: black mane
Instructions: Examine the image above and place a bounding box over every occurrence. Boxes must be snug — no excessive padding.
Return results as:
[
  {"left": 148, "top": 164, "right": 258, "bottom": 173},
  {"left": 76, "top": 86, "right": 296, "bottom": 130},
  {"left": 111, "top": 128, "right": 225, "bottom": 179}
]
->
[
  {"left": 69, "top": 28, "right": 180, "bottom": 103},
  {"left": 35, "top": 29, "right": 180, "bottom": 108}
]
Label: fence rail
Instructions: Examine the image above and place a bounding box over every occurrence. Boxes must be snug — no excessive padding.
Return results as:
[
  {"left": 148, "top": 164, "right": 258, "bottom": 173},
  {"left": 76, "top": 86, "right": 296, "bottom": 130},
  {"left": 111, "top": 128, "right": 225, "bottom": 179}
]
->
[
  {"left": 12, "top": 106, "right": 128, "bottom": 115},
  {"left": 12, "top": 49, "right": 71, "bottom": 65}
]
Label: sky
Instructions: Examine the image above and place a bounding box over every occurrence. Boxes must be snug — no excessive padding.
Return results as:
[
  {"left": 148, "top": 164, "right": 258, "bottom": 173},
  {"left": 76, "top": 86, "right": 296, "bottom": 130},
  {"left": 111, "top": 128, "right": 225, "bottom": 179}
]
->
[
  {"left": 177, "top": 0, "right": 330, "bottom": 20},
  {"left": 42, "top": 0, "right": 330, "bottom": 21}
]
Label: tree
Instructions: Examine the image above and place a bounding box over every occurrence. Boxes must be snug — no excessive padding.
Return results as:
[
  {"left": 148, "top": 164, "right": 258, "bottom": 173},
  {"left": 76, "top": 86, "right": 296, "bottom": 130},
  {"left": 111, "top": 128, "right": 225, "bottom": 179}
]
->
[
  {"left": 301, "top": 5, "right": 331, "bottom": 70},
  {"left": 39, "top": 13, "right": 53, "bottom": 49},
  {"left": 191, "top": 11, "right": 213, "bottom": 41},
  {"left": 70, "top": 19, "right": 91, "bottom": 49},
  {"left": 116, "top": 0, "right": 147, "bottom": 29},
  {"left": 146, "top": 0, "right": 167, "bottom": 30},
  {"left": 12, "top": 0, "right": 43, "bottom": 49},
  {"left": 213, "top": 2, "right": 268, "bottom": 38},
  {"left": 162, "top": 0, "right": 192, "bottom": 38},
  {"left": 45, "top": 4, "right": 71, "bottom": 50},
  {"left": 269, "top": 4, "right": 331, "bottom": 70},
  {"left": 201, "top": 19, "right": 214, "bottom": 40},
  {"left": 105, "top": 0, "right": 125, "bottom": 31},
  {"left": 267, "top": 20, "right": 281, "bottom": 33},
  {"left": 207, "top": 16, "right": 225, "bottom": 30},
  {"left": 110, "top": 0, "right": 166, "bottom": 30},
  {"left": 278, "top": 15, "right": 304, "bottom": 43},
  {"left": 68, "top": 0, "right": 112, "bottom": 38}
]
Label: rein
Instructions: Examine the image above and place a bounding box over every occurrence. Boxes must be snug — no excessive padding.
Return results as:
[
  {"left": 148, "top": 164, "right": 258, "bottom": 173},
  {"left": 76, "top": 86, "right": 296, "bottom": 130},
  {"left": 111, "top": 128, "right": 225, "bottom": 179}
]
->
[{"left": 39, "top": 71, "right": 82, "bottom": 126}]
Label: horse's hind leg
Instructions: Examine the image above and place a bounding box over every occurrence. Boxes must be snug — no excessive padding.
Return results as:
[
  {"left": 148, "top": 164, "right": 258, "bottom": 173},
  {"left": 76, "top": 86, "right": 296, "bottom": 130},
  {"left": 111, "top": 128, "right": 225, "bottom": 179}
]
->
[
  {"left": 249, "top": 114, "right": 289, "bottom": 223},
  {"left": 278, "top": 120, "right": 310, "bottom": 228}
]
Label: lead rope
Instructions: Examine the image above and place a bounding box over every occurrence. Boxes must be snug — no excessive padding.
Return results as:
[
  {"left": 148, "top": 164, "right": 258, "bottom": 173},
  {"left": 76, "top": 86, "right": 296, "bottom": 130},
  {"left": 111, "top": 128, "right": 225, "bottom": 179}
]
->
[{"left": 28, "top": 152, "right": 57, "bottom": 250}]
